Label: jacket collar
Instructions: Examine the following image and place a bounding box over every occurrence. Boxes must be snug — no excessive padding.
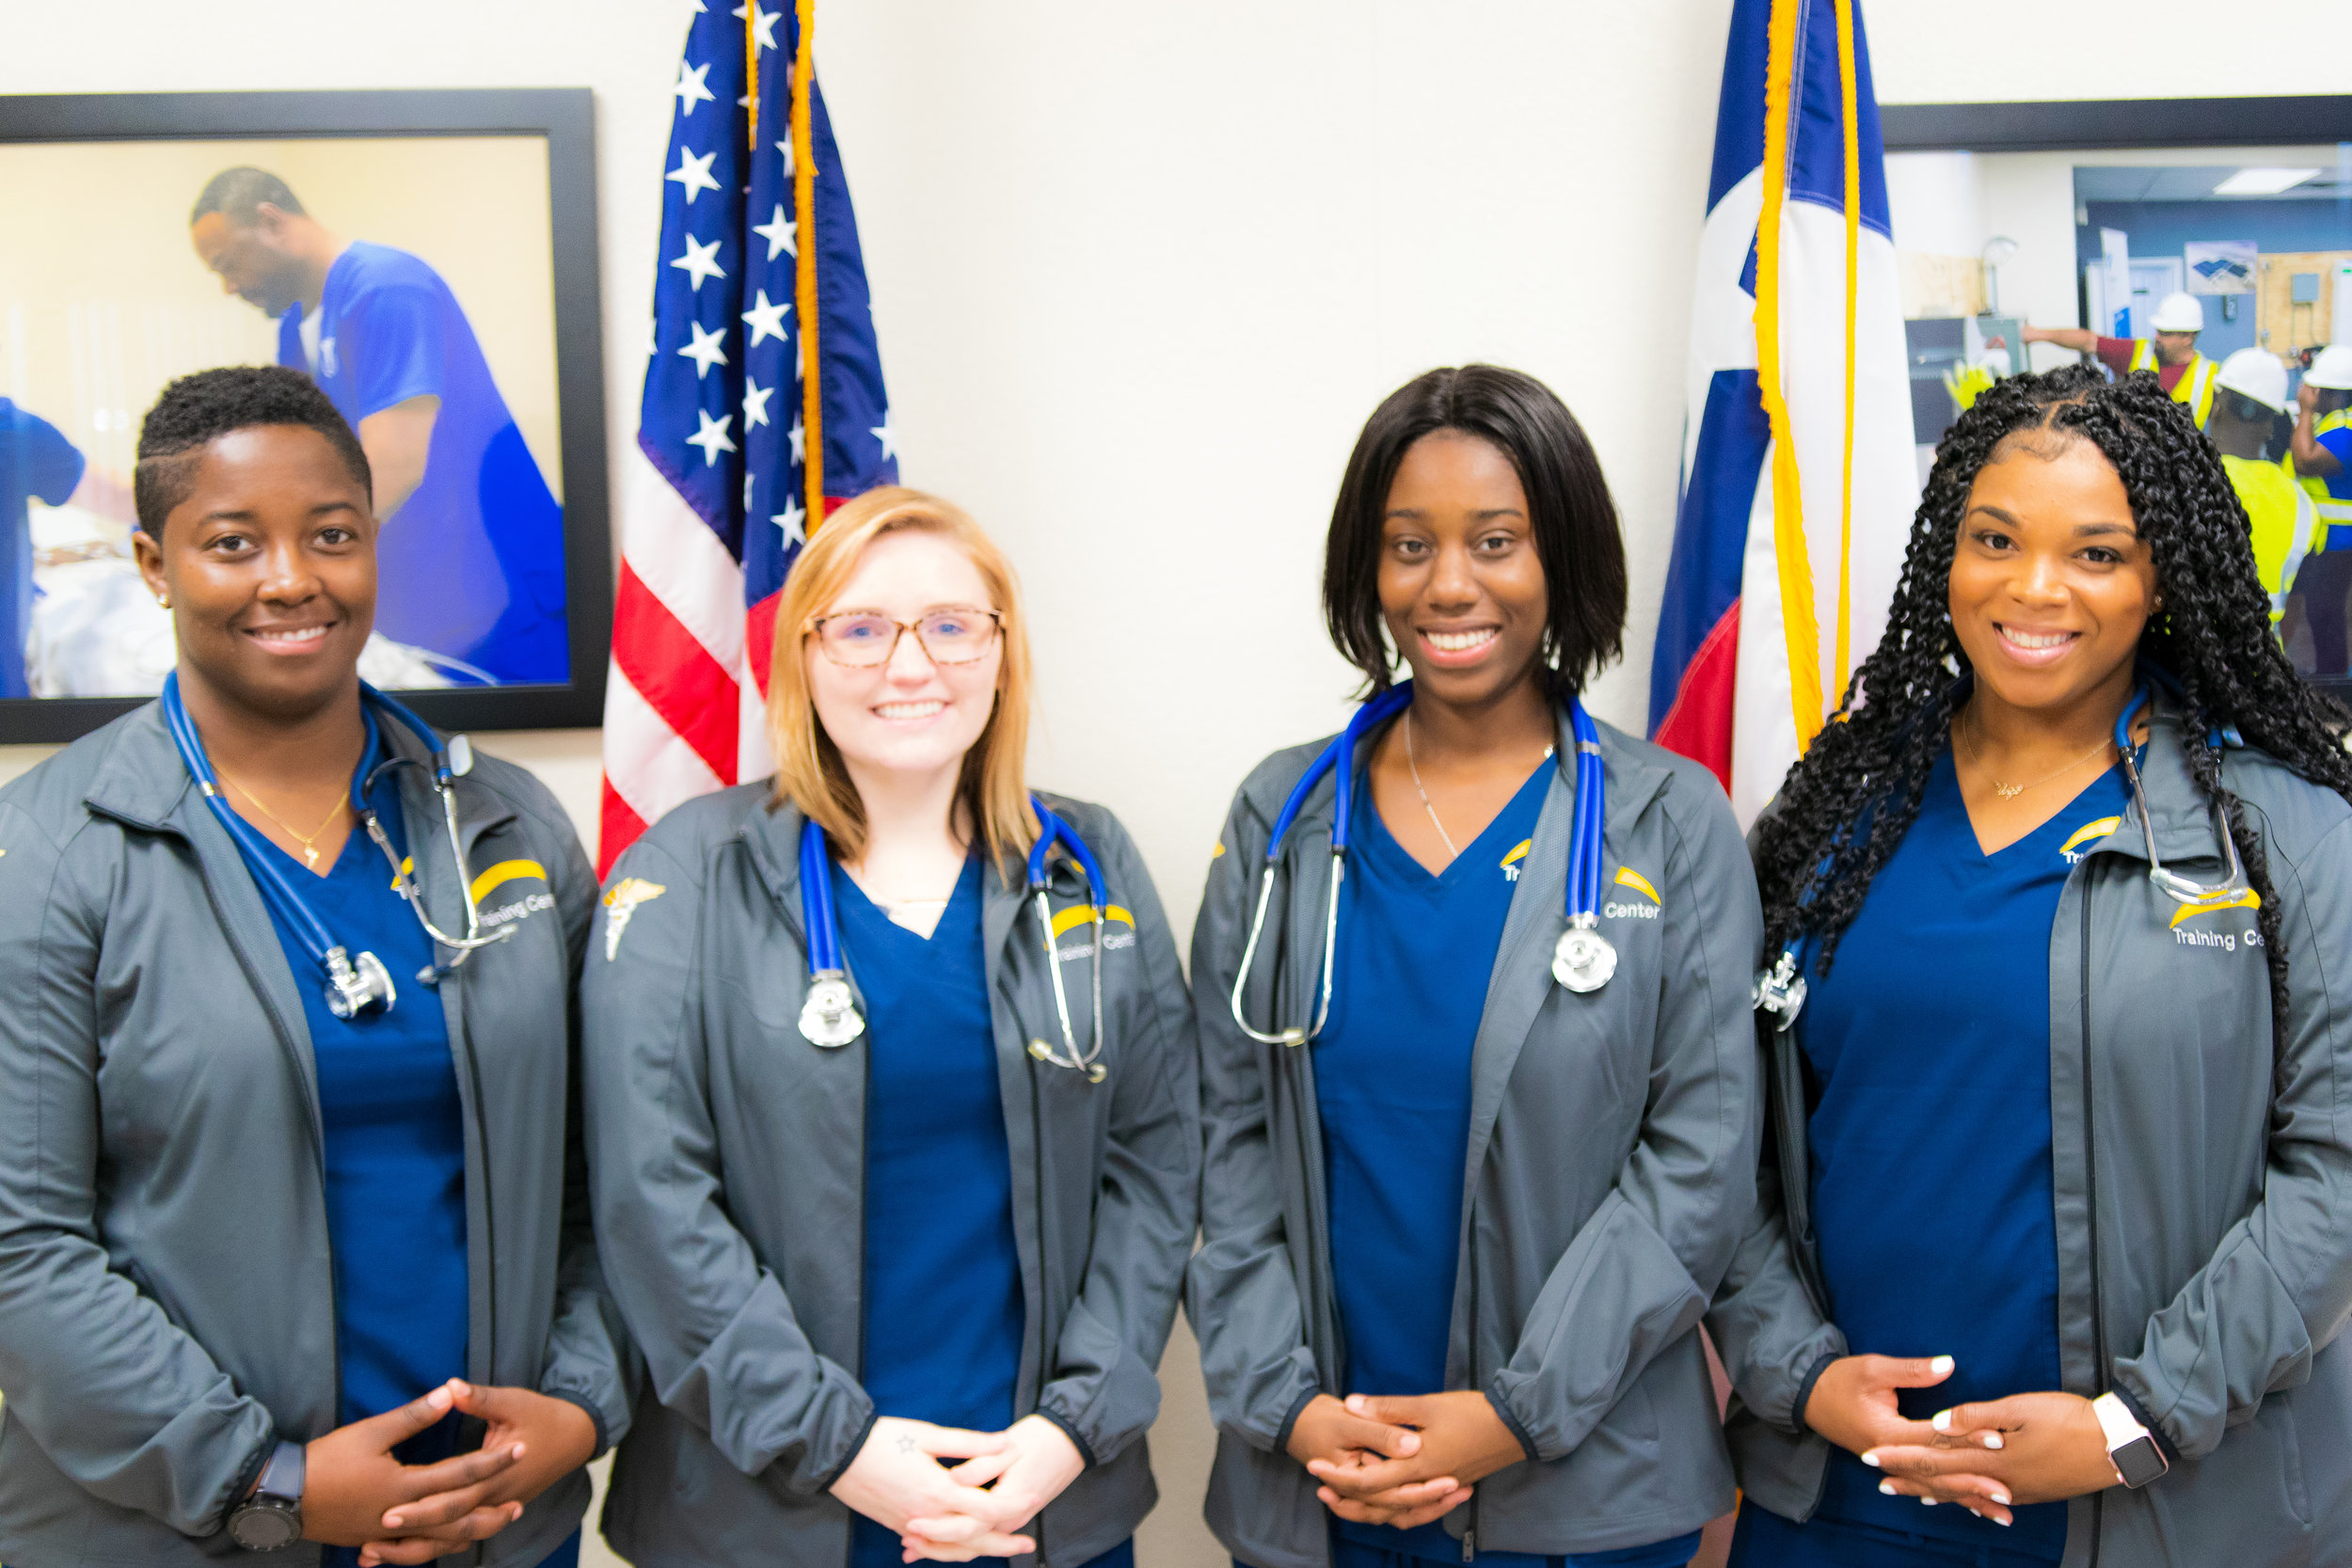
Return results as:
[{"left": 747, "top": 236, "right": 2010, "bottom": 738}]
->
[{"left": 2085, "top": 684, "right": 2236, "bottom": 874}]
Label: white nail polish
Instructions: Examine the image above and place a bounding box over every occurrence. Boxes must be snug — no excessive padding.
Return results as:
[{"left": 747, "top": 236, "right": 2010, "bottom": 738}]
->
[
  {"left": 1861, "top": 1452, "right": 1881, "bottom": 1468},
  {"left": 1931, "top": 1355, "right": 1955, "bottom": 1376},
  {"left": 1879, "top": 1481, "right": 1897, "bottom": 1496},
  {"left": 1985, "top": 1433, "right": 2005, "bottom": 1450},
  {"left": 1932, "top": 1410, "right": 1953, "bottom": 1433},
  {"left": 1992, "top": 1491, "right": 2012, "bottom": 1506},
  {"left": 1921, "top": 1498, "right": 1939, "bottom": 1507}
]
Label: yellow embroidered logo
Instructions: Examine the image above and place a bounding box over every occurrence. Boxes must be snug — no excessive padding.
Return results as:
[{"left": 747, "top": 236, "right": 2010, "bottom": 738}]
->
[
  {"left": 1211, "top": 841, "right": 1226, "bottom": 860},
  {"left": 2169, "top": 886, "right": 2262, "bottom": 934},
  {"left": 1049, "top": 903, "right": 1137, "bottom": 961},
  {"left": 602, "top": 877, "right": 668, "bottom": 961},
  {"left": 470, "top": 859, "right": 552, "bottom": 930},
  {"left": 1501, "top": 840, "right": 1532, "bottom": 881},
  {"left": 1605, "top": 865, "right": 1662, "bottom": 921},
  {"left": 2058, "top": 816, "right": 2122, "bottom": 865}
]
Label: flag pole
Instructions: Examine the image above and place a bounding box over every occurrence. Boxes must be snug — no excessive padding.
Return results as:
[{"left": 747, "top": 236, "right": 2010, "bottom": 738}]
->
[{"left": 792, "top": 0, "right": 823, "bottom": 530}]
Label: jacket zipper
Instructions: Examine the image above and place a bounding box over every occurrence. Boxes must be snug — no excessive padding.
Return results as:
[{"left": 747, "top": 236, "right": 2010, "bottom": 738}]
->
[
  {"left": 1462, "top": 1209, "right": 1479, "bottom": 1564},
  {"left": 1029, "top": 1055, "right": 1052, "bottom": 1568},
  {"left": 2078, "top": 883, "right": 2105, "bottom": 1563}
]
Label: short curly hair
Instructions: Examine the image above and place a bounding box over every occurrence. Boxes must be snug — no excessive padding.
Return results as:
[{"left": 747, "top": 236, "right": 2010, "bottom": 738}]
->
[{"left": 133, "top": 365, "right": 371, "bottom": 535}]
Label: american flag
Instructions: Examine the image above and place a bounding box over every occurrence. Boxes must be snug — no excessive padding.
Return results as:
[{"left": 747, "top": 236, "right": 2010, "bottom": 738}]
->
[{"left": 599, "top": 0, "right": 897, "bottom": 872}]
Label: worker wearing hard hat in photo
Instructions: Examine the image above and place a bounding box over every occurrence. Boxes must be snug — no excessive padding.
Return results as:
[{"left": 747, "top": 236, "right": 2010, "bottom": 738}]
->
[
  {"left": 2022, "top": 291, "right": 2218, "bottom": 426},
  {"left": 2289, "top": 345, "right": 2352, "bottom": 673},
  {"left": 2205, "top": 348, "right": 2320, "bottom": 627}
]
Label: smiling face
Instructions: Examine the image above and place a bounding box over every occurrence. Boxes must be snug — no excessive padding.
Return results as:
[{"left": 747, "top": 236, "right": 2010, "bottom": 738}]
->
[
  {"left": 1948, "top": 433, "right": 2156, "bottom": 720},
  {"left": 803, "top": 528, "right": 1003, "bottom": 784},
  {"left": 1377, "top": 431, "right": 1550, "bottom": 706},
  {"left": 134, "top": 424, "right": 376, "bottom": 722}
]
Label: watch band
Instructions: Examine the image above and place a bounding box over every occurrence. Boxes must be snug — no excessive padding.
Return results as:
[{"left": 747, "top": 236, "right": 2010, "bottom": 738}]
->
[
  {"left": 226, "top": 1439, "right": 306, "bottom": 1550},
  {"left": 2090, "top": 1391, "right": 2169, "bottom": 1490}
]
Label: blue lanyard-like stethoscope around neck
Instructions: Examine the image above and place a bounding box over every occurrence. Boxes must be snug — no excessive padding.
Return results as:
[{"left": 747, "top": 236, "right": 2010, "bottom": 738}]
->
[
  {"left": 795, "top": 795, "right": 1115, "bottom": 1083},
  {"left": 1752, "top": 681, "right": 2251, "bottom": 1033},
  {"left": 162, "top": 673, "right": 515, "bottom": 1020},
  {"left": 1227, "top": 682, "right": 1614, "bottom": 1050}
]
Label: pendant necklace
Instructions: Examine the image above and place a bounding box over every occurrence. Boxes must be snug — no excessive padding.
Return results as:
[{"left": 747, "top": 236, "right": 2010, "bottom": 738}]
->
[
  {"left": 1403, "top": 708, "right": 1462, "bottom": 858},
  {"left": 218, "top": 773, "right": 347, "bottom": 870},
  {"left": 1961, "top": 708, "right": 2115, "bottom": 800}
]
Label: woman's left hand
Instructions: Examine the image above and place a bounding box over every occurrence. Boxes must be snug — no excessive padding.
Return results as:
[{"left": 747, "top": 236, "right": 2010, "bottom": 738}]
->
[
  {"left": 1304, "top": 1392, "right": 1522, "bottom": 1528},
  {"left": 1864, "top": 1390, "right": 2122, "bottom": 1525},
  {"left": 358, "top": 1383, "right": 599, "bottom": 1567},
  {"left": 899, "top": 1415, "right": 1087, "bottom": 1562}
]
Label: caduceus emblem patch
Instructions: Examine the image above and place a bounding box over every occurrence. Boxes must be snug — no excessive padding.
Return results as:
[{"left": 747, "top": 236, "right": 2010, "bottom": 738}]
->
[{"left": 602, "top": 877, "right": 668, "bottom": 961}]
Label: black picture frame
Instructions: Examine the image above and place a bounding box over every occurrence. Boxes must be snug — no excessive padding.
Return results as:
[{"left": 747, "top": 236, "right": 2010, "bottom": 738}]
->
[
  {"left": 1882, "top": 94, "right": 2352, "bottom": 705},
  {"left": 0, "top": 87, "right": 610, "bottom": 741}
]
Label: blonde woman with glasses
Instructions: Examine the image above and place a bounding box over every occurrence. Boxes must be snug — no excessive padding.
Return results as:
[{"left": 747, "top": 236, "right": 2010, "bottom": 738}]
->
[{"left": 583, "top": 487, "right": 1199, "bottom": 1568}]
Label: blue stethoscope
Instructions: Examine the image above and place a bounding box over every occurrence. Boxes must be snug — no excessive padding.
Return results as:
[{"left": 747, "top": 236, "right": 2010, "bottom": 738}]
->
[
  {"left": 163, "top": 673, "right": 516, "bottom": 1020},
  {"left": 795, "top": 795, "right": 1115, "bottom": 1083},
  {"left": 1228, "top": 682, "right": 1614, "bottom": 1049},
  {"left": 1751, "top": 681, "right": 2250, "bottom": 1032}
]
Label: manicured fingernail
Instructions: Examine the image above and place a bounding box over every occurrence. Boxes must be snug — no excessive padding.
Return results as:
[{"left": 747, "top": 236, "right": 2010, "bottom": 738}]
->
[
  {"left": 1991, "top": 1490, "right": 2011, "bottom": 1506},
  {"left": 1932, "top": 1409, "right": 1953, "bottom": 1433},
  {"left": 1861, "top": 1451, "right": 1882, "bottom": 1467},
  {"left": 385, "top": 1515, "right": 402, "bottom": 1528},
  {"left": 1985, "top": 1433, "right": 2004, "bottom": 1449},
  {"left": 1879, "top": 1481, "right": 1897, "bottom": 1496},
  {"left": 1998, "top": 1517, "right": 2011, "bottom": 1528},
  {"left": 1931, "top": 1355, "right": 1955, "bottom": 1375},
  {"left": 1921, "top": 1497, "right": 1938, "bottom": 1507}
]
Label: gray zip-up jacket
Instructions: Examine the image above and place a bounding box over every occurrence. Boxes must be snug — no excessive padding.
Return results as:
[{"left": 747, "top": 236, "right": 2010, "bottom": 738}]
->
[
  {"left": 582, "top": 784, "right": 1198, "bottom": 1568},
  {"left": 1709, "top": 694, "right": 2352, "bottom": 1565},
  {"left": 1187, "top": 707, "right": 1763, "bottom": 1568},
  {"left": 0, "top": 702, "right": 636, "bottom": 1567}
]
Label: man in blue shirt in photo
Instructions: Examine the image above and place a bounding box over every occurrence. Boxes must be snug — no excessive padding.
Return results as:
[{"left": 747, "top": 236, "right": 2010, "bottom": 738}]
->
[
  {"left": 189, "top": 166, "right": 568, "bottom": 684},
  {"left": 0, "top": 401, "right": 89, "bottom": 699}
]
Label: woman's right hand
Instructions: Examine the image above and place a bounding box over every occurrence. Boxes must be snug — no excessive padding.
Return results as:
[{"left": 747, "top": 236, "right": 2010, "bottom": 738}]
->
[
  {"left": 1283, "top": 1394, "right": 1463, "bottom": 1528},
  {"left": 300, "top": 1383, "right": 528, "bottom": 1559},
  {"left": 830, "top": 1416, "right": 1024, "bottom": 1558},
  {"left": 1804, "top": 1355, "right": 2011, "bottom": 1525}
]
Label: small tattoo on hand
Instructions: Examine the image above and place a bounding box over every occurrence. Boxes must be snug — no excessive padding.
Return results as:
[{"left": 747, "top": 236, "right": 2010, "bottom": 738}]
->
[{"left": 897, "top": 1435, "right": 920, "bottom": 1455}]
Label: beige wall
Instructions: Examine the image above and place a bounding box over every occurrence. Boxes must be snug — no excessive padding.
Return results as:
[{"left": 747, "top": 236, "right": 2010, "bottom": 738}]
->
[
  {"left": 0, "top": 135, "right": 561, "bottom": 495},
  {"left": 0, "top": 2, "right": 2337, "bottom": 1564}
]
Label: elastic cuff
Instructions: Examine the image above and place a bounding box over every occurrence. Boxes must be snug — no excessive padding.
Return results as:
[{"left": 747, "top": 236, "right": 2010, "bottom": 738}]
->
[
  {"left": 1483, "top": 1387, "right": 1542, "bottom": 1465},
  {"left": 1033, "top": 1406, "right": 1098, "bottom": 1469},
  {"left": 816, "top": 1409, "right": 882, "bottom": 1494},
  {"left": 1791, "top": 1347, "right": 1842, "bottom": 1437},
  {"left": 2109, "top": 1383, "right": 2181, "bottom": 1465},
  {"left": 544, "top": 1389, "right": 612, "bottom": 1461},
  {"left": 1271, "top": 1386, "right": 1320, "bottom": 1456}
]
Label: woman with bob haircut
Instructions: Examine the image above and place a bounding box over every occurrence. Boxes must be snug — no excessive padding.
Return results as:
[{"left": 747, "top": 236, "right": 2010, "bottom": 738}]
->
[
  {"left": 0, "top": 366, "right": 628, "bottom": 1568},
  {"left": 1188, "top": 364, "right": 1762, "bottom": 1568},
  {"left": 585, "top": 486, "right": 1199, "bottom": 1568},
  {"left": 1710, "top": 364, "right": 2352, "bottom": 1566}
]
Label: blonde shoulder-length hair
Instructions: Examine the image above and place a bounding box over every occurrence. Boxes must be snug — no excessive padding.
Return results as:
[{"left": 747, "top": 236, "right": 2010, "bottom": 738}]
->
[{"left": 768, "top": 485, "right": 1039, "bottom": 874}]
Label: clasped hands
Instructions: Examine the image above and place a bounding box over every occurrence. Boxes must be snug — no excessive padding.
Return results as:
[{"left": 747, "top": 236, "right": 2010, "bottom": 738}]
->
[
  {"left": 1285, "top": 1391, "right": 1527, "bottom": 1530},
  {"left": 830, "top": 1413, "right": 1087, "bottom": 1563},
  {"left": 1803, "top": 1354, "right": 2129, "bottom": 1528}
]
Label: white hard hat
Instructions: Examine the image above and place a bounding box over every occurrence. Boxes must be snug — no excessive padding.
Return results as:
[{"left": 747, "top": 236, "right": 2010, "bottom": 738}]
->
[
  {"left": 2310, "top": 344, "right": 2352, "bottom": 390},
  {"left": 2149, "top": 292, "right": 2204, "bottom": 334},
  {"left": 2215, "top": 348, "right": 2289, "bottom": 413}
]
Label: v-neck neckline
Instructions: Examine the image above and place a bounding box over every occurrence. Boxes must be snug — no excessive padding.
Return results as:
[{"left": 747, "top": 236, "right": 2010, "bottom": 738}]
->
[
  {"left": 837, "top": 855, "right": 981, "bottom": 946},
  {"left": 1947, "top": 748, "right": 2123, "bottom": 861},
  {"left": 1360, "top": 756, "right": 1552, "bottom": 893}
]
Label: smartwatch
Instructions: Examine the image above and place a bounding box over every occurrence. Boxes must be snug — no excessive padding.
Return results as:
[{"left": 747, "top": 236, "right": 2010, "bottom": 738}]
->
[
  {"left": 2090, "top": 1391, "right": 2169, "bottom": 1490},
  {"left": 226, "top": 1440, "right": 306, "bottom": 1551}
]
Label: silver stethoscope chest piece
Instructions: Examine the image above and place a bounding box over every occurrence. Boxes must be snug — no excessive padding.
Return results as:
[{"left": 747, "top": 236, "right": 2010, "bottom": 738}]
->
[
  {"left": 324, "top": 947, "right": 398, "bottom": 1020},
  {"left": 800, "top": 974, "right": 863, "bottom": 1049},
  {"left": 1552, "top": 918, "right": 1617, "bottom": 994}
]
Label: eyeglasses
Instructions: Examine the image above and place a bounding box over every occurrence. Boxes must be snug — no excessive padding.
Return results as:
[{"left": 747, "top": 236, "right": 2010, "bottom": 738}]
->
[{"left": 808, "top": 607, "right": 1003, "bottom": 667}]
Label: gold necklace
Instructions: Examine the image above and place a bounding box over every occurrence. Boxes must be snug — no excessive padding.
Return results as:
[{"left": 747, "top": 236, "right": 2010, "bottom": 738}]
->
[
  {"left": 1959, "top": 709, "right": 2115, "bottom": 800},
  {"left": 217, "top": 772, "right": 346, "bottom": 869},
  {"left": 1402, "top": 708, "right": 1461, "bottom": 858}
]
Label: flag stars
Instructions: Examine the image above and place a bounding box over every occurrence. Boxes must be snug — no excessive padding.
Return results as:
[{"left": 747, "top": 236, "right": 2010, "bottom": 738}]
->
[
  {"left": 677, "top": 319, "right": 729, "bottom": 378},
  {"left": 743, "top": 375, "right": 773, "bottom": 430},
  {"left": 669, "top": 233, "right": 726, "bottom": 291},
  {"left": 687, "top": 409, "right": 738, "bottom": 467},
  {"left": 674, "top": 60, "right": 715, "bottom": 117},
  {"left": 741, "top": 289, "right": 791, "bottom": 349},
  {"left": 772, "top": 494, "right": 807, "bottom": 546},
  {"left": 667, "top": 146, "right": 721, "bottom": 204},
  {"left": 732, "top": 1, "right": 780, "bottom": 51},
  {"left": 787, "top": 417, "right": 805, "bottom": 465},
  {"left": 870, "top": 409, "right": 898, "bottom": 463},
  {"left": 753, "top": 203, "right": 797, "bottom": 261},
  {"left": 776, "top": 139, "right": 795, "bottom": 178}
]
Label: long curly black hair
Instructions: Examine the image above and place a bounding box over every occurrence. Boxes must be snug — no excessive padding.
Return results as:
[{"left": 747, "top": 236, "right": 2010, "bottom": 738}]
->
[{"left": 1753, "top": 364, "right": 2352, "bottom": 1053}]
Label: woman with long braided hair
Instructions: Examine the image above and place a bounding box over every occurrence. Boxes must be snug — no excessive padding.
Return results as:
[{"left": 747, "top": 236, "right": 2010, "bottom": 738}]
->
[{"left": 1708, "top": 363, "right": 2352, "bottom": 1567}]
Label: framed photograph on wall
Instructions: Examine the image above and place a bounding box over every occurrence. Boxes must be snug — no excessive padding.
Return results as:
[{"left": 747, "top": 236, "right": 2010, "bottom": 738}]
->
[
  {"left": 1879, "top": 93, "right": 2352, "bottom": 700},
  {"left": 0, "top": 88, "right": 610, "bottom": 741}
]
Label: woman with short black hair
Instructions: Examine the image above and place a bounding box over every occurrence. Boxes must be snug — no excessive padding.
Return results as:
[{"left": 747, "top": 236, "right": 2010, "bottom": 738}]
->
[
  {"left": 1712, "top": 364, "right": 2352, "bottom": 1566},
  {"left": 0, "top": 366, "right": 628, "bottom": 1567},
  {"left": 1189, "top": 364, "right": 1761, "bottom": 1568}
]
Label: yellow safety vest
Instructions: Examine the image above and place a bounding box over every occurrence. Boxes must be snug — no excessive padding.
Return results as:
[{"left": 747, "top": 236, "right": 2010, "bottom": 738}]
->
[
  {"left": 2312, "top": 410, "right": 2352, "bottom": 546},
  {"left": 2126, "top": 341, "right": 2217, "bottom": 428},
  {"left": 2225, "top": 453, "right": 2321, "bottom": 623}
]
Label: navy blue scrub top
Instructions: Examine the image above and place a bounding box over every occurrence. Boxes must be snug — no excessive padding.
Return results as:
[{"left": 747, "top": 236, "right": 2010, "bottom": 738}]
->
[
  {"left": 1795, "top": 752, "right": 2130, "bottom": 1562},
  {"left": 835, "top": 856, "right": 1028, "bottom": 1568},
  {"left": 245, "top": 730, "right": 469, "bottom": 1568},
  {"left": 1314, "top": 757, "right": 1697, "bottom": 1568}
]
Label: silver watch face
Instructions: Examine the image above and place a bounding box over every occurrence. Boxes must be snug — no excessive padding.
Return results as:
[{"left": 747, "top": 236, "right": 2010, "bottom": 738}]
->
[{"left": 229, "top": 1497, "right": 303, "bottom": 1551}]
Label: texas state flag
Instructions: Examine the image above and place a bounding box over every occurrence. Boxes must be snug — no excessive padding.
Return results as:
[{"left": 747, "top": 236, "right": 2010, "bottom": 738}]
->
[{"left": 1647, "top": 0, "right": 1917, "bottom": 825}]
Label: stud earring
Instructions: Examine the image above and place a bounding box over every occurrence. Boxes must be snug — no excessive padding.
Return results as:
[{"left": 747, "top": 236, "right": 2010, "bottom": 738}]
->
[{"left": 154, "top": 594, "right": 169, "bottom": 609}]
